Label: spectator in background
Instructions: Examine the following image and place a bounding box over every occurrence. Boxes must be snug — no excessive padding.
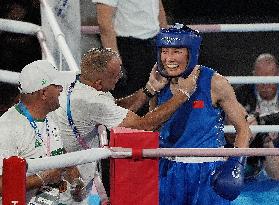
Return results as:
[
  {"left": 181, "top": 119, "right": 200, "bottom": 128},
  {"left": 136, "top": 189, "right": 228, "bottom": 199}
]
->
[
  {"left": 235, "top": 53, "right": 279, "bottom": 180},
  {"left": 0, "top": 60, "right": 83, "bottom": 204},
  {"left": 0, "top": 0, "right": 41, "bottom": 115},
  {"left": 92, "top": 0, "right": 168, "bottom": 115}
]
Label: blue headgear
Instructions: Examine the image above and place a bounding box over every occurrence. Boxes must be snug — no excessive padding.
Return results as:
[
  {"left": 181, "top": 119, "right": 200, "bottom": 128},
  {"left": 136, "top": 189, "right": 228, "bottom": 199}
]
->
[{"left": 156, "top": 23, "right": 202, "bottom": 78}]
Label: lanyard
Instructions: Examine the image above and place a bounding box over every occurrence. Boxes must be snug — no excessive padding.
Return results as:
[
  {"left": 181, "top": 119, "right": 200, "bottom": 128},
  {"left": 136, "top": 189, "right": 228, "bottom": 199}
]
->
[
  {"left": 18, "top": 101, "right": 51, "bottom": 156},
  {"left": 67, "top": 79, "right": 90, "bottom": 149}
]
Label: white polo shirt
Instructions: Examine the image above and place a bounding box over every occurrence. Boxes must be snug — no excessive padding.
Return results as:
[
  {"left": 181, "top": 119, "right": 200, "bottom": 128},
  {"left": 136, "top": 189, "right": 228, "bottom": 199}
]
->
[
  {"left": 92, "top": 0, "right": 160, "bottom": 39},
  {"left": 55, "top": 81, "right": 128, "bottom": 188},
  {"left": 0, "top": 106, "right": 65, "bottom": 202},
  {"left": 56, "top": 81, "right": 128, "bottom": 153}
]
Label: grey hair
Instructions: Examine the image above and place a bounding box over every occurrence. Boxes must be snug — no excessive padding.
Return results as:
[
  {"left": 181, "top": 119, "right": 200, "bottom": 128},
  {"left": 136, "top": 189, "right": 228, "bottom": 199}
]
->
[
  {"left": 254, "top": 53, "right": 278, "bottom": 68},
  {"left": 81, "top": 48, "right": 119, "bottom": 75}
]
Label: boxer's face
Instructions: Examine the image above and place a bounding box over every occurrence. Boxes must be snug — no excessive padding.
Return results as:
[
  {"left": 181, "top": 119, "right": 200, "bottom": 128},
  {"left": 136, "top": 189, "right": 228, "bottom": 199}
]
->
[{"left": 160, "top": 47, "right": 188, "bottom": 77}]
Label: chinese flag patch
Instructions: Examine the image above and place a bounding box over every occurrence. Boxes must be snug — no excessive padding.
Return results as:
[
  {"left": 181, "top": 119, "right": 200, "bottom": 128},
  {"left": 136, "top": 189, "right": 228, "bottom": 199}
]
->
[{"left": 193, "top": 100, "right": 204, "bottom": 108}]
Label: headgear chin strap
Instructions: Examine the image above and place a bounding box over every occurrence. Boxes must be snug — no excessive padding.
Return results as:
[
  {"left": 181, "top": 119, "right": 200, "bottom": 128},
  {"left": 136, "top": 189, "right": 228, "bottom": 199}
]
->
[{"left": 156, "top": 23, "right": 202, "bottom": 78}]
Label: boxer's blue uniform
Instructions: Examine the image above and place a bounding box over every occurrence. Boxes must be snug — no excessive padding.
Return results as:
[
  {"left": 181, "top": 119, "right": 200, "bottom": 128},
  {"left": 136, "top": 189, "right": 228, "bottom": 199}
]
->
[{"left": 158, "top": 66, "right": 230, "bottom": 205}]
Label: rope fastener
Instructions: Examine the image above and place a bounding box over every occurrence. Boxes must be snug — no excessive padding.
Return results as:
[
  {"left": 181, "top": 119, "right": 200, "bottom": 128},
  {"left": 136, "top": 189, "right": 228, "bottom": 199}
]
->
[{"left": 132, "top": 148, "right": 143, "bottom": 161}]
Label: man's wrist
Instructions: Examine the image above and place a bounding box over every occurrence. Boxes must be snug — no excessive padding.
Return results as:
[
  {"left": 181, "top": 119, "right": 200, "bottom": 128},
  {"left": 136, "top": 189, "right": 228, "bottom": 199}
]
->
[
  {"left": 143, "top": 86, "right": 155, "bottom": 98},
  {"left": 36, "top": 173, "right": 46, "bottom": 187},
  {"left": 146, "top": 82, "right": 157, "bottom": 94},
  {"left": 143, "top": 82, "right": 158, "bottom": 98}
]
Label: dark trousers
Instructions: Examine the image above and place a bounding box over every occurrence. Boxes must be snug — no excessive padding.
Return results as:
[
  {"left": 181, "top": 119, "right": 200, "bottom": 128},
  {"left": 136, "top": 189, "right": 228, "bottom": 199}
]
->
[{"left": 112, "top": 36, "right": 157, "bottom": 115}]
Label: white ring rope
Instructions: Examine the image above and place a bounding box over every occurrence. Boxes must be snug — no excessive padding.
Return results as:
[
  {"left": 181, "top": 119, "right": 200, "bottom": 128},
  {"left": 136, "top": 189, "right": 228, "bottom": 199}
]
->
[
  {"left": 40, "top": 0, "right": 80, "bottom": 74},
  {"left": 226, "top": 76, "right": 279, "bottom": 84},
  {"left": 224, "top": 125, "right": 279, "bottom": 133},
  {"left": 191, "top": 23, "right": 279, "bottom": 33},
  {"left": 27, "top": 148, "right": 112, "bottom": 173},
  {"left": 81, "top": 23, "right": 279, "bottom": 35},
  {"left": 0, "top": 70, "right": 19, "bottom": 85},
  {"left": 2, "top": 70, "right": 279, "bottom": 85},
  {"left": 0, "top": 18, "right": 40, "bottom": 35},
  {"left": 140, "top": 148, "right": 279, "bottom": 157},
  {"left": 26, "top": 147, "right": 279, "bottom": 173}
]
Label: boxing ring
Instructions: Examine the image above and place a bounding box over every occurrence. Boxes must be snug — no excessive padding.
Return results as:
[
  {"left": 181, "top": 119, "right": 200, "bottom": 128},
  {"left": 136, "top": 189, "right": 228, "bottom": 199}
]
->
[
  {"left": 1, "top": 1, "right": 279, "bottom": 204},
  {"left": 3, "top": 126, "right": 279, "bottom": 205}
]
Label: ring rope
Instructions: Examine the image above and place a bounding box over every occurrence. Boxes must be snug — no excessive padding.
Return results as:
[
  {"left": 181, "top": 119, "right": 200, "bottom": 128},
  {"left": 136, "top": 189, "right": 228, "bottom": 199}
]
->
[
  {"left": 226, "top": 76, "right": 279, "bottom": 84},
  {"left": 0, "top": 18, "right": 40, "bottom": 35},
  {"left": 26, "top": 147, "right": 279, "bottom": 174},
  {"left": 81, "top": 23, "right": 279, "bottom": 35},
  {"left": 2, "top": 71, "right": 279, "bottom": 87},
  {"left": 224, "top": 125, "right": 279, "bottom": 133},
  {"left": 2, "top": 19, "right": 278, "bottom": 37},
  {"left": 191, "top": 23, "right": 279, "bottom": 33},
  {"left": 0, "top": 70, "right": 19, "bottom": 85}
]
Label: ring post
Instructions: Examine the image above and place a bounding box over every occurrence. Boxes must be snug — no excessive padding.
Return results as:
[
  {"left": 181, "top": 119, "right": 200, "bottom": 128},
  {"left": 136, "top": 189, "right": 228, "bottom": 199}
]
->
[
  {"left": 110, "top": 128, "right": 159, "bottom": 205},
  {"left": 3, "top": 156, "right": 26, "bottom": 205}
]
